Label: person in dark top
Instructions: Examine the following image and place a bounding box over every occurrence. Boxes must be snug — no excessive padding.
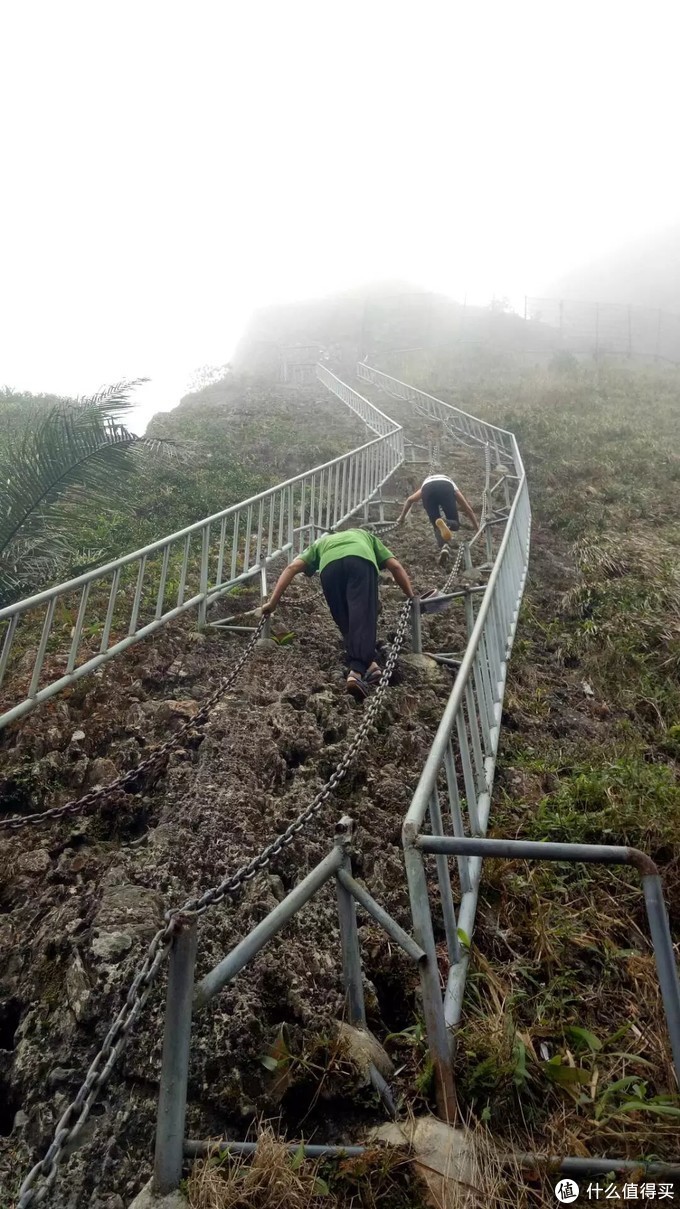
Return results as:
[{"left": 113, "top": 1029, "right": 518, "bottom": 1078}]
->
[
  {"left": 397, "top": 473, "right": 479, "bottom": 564},
  {"left": 262, "top": 529, "right": 415, "bottom": 699}
]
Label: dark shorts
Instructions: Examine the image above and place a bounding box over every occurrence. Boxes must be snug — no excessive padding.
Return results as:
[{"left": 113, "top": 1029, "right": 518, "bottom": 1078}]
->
[{"left": 421, "top": 480, "right": 460, "bottom": 529}]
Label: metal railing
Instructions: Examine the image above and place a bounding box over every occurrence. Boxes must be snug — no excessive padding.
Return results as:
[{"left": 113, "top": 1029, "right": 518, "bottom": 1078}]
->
[
  {"left": 152, "top": 816, "right": 422, "bottom": 1195},
  {"left": 11, "top": 363, "right": 679, "bottom": 1204},
  {"left": 358, "top": 364, "right": 680, "bottom": 1142},
  {"left": 356, "top": 363, "right": 530, "bottom": 1115},
  {"left": 0, "top": 368, "right": 402, "bottom": 731},
  {"left": 358, "top": 361, "right": 519, "bottom": 465}
]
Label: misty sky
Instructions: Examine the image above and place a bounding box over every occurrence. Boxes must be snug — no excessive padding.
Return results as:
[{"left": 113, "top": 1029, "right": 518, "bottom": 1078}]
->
[{"left": 1, "top": 1, "right": 677, "bottom": 431}]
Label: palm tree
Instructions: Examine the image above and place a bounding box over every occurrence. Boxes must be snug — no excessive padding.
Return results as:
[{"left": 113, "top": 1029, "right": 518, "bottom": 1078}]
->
[{"left": 0, "top": 380, "right": 168, "bottom": 605}]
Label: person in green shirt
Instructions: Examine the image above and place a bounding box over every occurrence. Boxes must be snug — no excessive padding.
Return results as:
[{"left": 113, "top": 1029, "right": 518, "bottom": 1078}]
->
[{"left": 262, "top": 529, "right": 415, "bottom": 699}]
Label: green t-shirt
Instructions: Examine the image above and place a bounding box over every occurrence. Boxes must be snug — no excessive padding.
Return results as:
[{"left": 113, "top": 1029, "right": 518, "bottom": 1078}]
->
[{"left": 299, "top": 529, "right": 394, "bottom": 576}]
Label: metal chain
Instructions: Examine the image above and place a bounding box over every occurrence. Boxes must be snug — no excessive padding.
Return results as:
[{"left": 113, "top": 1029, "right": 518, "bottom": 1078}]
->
[
  {"left": 16, "top": 601, "right": 412, "bottom": 1208},
  {"left": 481, "top": 442, "right": 491, "bottom": 527},
  {"left": 428, "top": 436, "right": 440, "bottom": 473},
  {"left": 360, "top": 519, "right": 400, "bottom": 537},
  {"left": 1, "top": 618, "right": 267, "bottom": 833},
  {"left": 441, "top": 542, "right": 466, "bottom": 594}
]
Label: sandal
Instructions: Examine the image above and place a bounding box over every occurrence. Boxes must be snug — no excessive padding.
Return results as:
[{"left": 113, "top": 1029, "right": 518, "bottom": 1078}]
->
[
  {"left": 366, "top": 665, "right": 382, "bottom": 686},
  {"left": 346, "top": 673, "right": 369, "bottom": 701}
]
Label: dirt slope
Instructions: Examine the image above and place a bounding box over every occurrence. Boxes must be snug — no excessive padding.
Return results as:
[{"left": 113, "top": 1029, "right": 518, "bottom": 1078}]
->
[{"left": 0, "top": 388, "right": 487, "bottom": 1206}]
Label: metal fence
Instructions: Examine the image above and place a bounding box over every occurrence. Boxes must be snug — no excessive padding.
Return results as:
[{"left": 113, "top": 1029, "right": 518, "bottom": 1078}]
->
[
  {"left": 0, "top": 367, "right": 402, "bottom": 731},
  {"left": 10, "top": 363, "right": 680, "bottom": 1205},
  {"left": 152, "top": 815, "right": 426, "bottom": 1193},
  {"left": 356, "top": 363, "right": 530, "bottom": 1112},
  {"left": 526, "top": 296, "right": 680, "bottom": 364},
  {"left": 355, "top": 364, "right": 679, "bottom": 1133}
]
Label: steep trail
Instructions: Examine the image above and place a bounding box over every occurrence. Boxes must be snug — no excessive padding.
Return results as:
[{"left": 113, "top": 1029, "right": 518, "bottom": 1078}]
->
[{"left": 0, "top": 387, "right": 491, "bottom": 1205}]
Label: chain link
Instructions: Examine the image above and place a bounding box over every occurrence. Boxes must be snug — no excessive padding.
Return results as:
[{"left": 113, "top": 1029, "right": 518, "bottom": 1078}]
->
[
  {"left": 441, "top": 542, "right": 466, "bottom": 594},
  {"left": 360, "top": 519, "right": 400, "bottom": 538},
  {"left": 481, "top": 442, "right": 491, "bottom": 527},
  {"left": 16, "top": 601, "right": 412, "bottom": 1208},
  {"left": 428, "top": 436, "right": 440, "bottom": 474},
  {"left": 1, "top": 618, "right": 267, "bottom": 834}
]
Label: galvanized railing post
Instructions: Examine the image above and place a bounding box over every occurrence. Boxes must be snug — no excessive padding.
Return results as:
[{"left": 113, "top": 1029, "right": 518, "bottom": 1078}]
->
[
  {"left": 334, "top": 816, "right": 365, "bottom": 1026},
  {"left": 641, "top": 872, "right": 680, "bottom": 1078},
  {"left": 462, "top": 544, "right": 474, "bottom": 639},
  {"left": 153, "top": 921, "right": 198, "bottom": 1195},
  {"left": 198, "top": 525, "right": 210, "bottom": 627},
  {"left": 411, "top": 596, "right": 422, "bottom": 654},
  {"left": 402, "top": 821, "right": 457, "bottom": 1120}
]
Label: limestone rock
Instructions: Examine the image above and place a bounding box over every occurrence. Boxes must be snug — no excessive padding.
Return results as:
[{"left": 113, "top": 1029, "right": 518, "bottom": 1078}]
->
[
  {"left": 128, "top": 1180, "right": 188, "bottom": 1208},
  {"left": 93, "top": 882, "right": 165, "bottom": 946},
  {"left": 401, "top": 654, "right": 448, "bottom": 682},
  {"left": 17, "top": 849, "right": 50, "bottom": 876},
  {"left": 91, "top": 931, "right": 133, "bottom": 962},
  {"left": 370, "top": 1116, "right": 475, "bottom": 1209},
  {"left": 65, "top": 950, "right": 92, "bottom": 1022},
  {"left": 86, "top": 757, "right": 118, "bottom": 788},
  {"left": 337, "top": 1022, "right": 394, "bottom": 1082},
  {"left": 160, "top": 698, "right": 199, "bottom": 719}
]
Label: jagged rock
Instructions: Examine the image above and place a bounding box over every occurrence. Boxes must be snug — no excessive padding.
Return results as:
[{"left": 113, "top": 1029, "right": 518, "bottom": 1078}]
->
[
  {"left": 125, "top": 702, "right": 151, "bottom": 730},
  {"left": 65, "top": 950, "right": 92, "bottom": 1022},
  {"left": 17, "top": 849, "right": 50, "bottom": 876},
  {"left": 91, "top": 931, "right": 133, "bottom": 962},
  {"left": 370, "top": 1117, "right": 474, "bottom": 1209},
  {"left": 66, "top": 755, "right": 90, "bottom": 791},
  {"left": 156, "top": 699, "right": 200, "bottom": 727},
  {"left": 129, "top": 1180, "right": 188, "bottom": 1208},
  {"left": 401, "top": 654, "right": 448, "bottom": 682},
  {"left": 308, "top": 689, "right": 337, "bottom": 726},
  {"left": 40, "top": 750, "right": 68, "bottom": 776},
  {"left": 337, "top": 1022, "right": 395, "bottom": 1082},
  {"left": 106, "top": 737, "right": 144, "bottom": 769},
  {"left": 46, "top": 724, "right": 64, "bottom": 748},
  {"left": 48, "top": 1066, "right": 78, "bottom": 1087},
  {"left": 458, "top": 567, "right": 486, "bottom": 586},
  {"left": 85, "top": 757, "right": 118, "bottom": 787},
  {"left": 268, "top": 875, "right": 286, "bottom": 901},
  {"left": 71, "top": 729, "right": 86, "bottom": 744},
  {"left": 93, "top": 882, "right": 165, "bottom": 944}
]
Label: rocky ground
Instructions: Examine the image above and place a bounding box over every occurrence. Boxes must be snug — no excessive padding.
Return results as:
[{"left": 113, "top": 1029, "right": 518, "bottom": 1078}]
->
[
  {"left": 0, "top": 385, "right": 489, "bottom": 1206},
  {"left": 5, "top": 367, "right": 674, "bottom": 1208}
]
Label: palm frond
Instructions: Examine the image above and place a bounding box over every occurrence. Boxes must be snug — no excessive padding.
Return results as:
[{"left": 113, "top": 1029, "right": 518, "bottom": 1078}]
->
[
  {"left": 78, "top": 378, "right": 149, "bottom": 420},
  {"left": 0, "top": 379, "right": 180, "bottom": 603}
]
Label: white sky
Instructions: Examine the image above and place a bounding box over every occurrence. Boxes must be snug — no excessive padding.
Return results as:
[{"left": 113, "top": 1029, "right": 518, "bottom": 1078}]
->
[{"left": 1, "top": 0, "right": 677, "bottom": 432}]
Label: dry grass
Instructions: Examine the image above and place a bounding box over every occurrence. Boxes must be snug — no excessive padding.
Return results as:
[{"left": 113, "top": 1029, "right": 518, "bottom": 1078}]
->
[{"left": 185, "top": 1129, "right": 328, "bottom": 1209}]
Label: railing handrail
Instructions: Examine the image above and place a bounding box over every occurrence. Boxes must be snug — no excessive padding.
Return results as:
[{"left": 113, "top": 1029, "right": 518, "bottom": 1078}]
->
[
  {"left": 358, "top": 362, "right": 523, "bottom": 454},
  {"left": 404, "top": 476, "right": 529, "bottom": 832},
  {"left": 0, "top": 376, "right": 400, "bottom": 623}
]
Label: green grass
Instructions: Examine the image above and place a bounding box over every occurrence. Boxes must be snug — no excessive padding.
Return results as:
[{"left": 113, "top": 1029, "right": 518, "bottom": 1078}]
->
[{"left": 406, "top": 356, "right": 680, "bottom": 1159}]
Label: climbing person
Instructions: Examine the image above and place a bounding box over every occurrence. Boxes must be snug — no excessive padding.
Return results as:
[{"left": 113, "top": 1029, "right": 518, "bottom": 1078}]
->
[
  {"left": 261, "top": 528, "right": 415, "bottom": 700},
  {"left": 396, "top": 473, "right": 479, "bottom": 564}
]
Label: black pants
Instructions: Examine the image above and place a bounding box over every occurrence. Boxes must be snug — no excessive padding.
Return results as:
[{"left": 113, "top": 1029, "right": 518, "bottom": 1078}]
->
[
  {"left": 320, "top": 555, "right": 378, "bottom": 675},
  {"left": 421, "top": 481, "right": 460, "bottom": 547}
]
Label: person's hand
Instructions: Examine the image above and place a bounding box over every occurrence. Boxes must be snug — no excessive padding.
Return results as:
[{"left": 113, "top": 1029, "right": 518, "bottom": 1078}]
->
[{"left": 260, "top": 600, "right": 276, "bottom": 616}]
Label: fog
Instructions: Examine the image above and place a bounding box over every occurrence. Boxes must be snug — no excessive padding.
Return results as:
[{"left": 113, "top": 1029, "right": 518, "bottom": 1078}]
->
[{"left": 1, "top": 0, "right": 677, "bottom": 432}]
